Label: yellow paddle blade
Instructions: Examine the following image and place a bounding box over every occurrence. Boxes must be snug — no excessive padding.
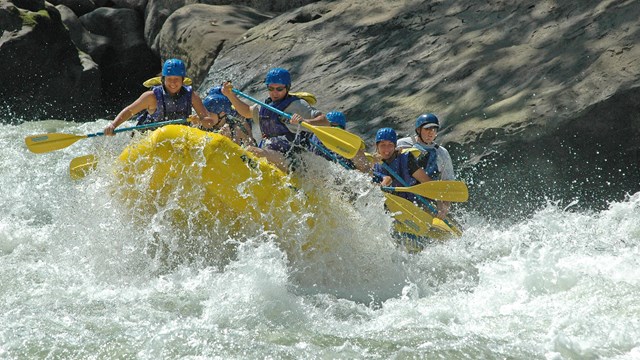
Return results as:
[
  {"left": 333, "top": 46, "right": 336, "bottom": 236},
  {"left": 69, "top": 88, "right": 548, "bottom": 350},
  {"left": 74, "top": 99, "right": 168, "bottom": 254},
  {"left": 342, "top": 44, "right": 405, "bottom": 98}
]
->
[
  {"left": 384, "top": 192, "right": 433, "bottom": 235},
  {"left": 301, "top": 122, "right": 363, "bottom": 159},
  {"left": 432, "top": 218, "right": 453, "bottom": 233},
  {"left": 383, "top": 192, "right": 454, "bottom": 234},
  {"left": 290, "top": 91, "right": 317, "bottom": 105},
  {"left": 389, "top": 181, "right": 469, "bottom": 202},
  {"left": 143, "top": 76, "right": 192, "bottom": 88},
  {"left": 230, "top": 88, "right": 363, "bottom": 158},
  {"left": 25, "top": 133, "right": 87, "bottom": 153},
  {"left": 365, "top": 152, "right": 375, "bottom": 163},
  {"left": 69, "top": 154, "right": 97, "bottom": 180}
]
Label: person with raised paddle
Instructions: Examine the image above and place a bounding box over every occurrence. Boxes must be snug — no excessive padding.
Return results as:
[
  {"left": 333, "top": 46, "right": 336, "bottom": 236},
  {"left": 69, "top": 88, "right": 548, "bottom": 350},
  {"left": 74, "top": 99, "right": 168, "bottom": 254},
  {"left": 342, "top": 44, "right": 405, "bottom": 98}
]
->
[
  {"left": 308, "top": 111, "right": 370, "bottom": 173},
  {"left": 397, "top": 113, "right": 455, "bottom": 218},
  {"left": 103, "top": 58, "right": 215, "bottom": 136},
  {"left": 201, "top": 86, "right": 256, "bottom": 147},
  {"left": 221, "top": 67, "right": 329, "bottom": 172}
]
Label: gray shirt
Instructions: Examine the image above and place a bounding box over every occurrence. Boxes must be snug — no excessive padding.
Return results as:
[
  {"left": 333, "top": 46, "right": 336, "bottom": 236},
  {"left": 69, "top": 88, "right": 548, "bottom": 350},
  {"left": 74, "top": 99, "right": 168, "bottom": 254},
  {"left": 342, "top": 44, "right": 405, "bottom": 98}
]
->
[
  {"left": 250, "top": 98, "right": 322, "bottom": 138},
  {"left": 397, "top": 136, "right": 455, "bottom": 180}
]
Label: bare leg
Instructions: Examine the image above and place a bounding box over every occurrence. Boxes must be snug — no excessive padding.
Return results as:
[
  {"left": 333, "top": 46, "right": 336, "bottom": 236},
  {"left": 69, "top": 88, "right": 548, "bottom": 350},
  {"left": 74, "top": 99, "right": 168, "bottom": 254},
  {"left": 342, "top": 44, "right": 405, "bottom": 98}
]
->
[{"left": 246, "top": 146, "right": 289, "bottom": 172}]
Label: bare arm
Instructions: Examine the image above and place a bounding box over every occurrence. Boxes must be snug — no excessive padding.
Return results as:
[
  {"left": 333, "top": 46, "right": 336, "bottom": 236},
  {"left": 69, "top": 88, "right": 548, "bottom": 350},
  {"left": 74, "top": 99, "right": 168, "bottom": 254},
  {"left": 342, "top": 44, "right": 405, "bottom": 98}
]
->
[
  {"left": 411, "top": 167, "right": 432, "bottom": 183},
  {"left": 104, "top": 91, "right": 156, "bottom": 135},
  {"left": 290, "top": 112, "right": 329, "bottom": 126},
  {"left": 191, "top": 92, "right": 208, "bottom": 120},
  {"left": 436, "top": 201, "right": 451, "bottom": 219},
  {"left": 221, "top": 81, "right": 252, "bottom": 118},
  {"left": 191, "top": 92, "right": 217, "bottom": 128},
  {"left": 352, "top": 149, "right": 372, "bottom": 173}
]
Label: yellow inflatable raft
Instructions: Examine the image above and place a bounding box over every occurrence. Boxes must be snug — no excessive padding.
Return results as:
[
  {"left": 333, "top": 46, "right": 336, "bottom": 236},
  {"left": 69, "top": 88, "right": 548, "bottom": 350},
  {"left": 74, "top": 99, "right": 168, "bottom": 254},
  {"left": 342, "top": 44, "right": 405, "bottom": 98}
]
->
[
  {"left": 113, "top": 125, "right": 460, "bottom": 252},
  {"left": 116, "top": 125, "right": 310, "bottom": 235}
]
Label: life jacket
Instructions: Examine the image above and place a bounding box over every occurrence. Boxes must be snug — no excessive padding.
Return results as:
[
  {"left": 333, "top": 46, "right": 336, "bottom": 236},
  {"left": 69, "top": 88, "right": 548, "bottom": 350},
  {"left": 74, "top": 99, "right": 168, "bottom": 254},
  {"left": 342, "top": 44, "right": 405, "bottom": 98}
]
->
[
  {"left": 404, "top": 142, "right": 440, "bottom": 180},
  {"left": 137, "top": 85, "right": 192, "bottom": 125},
  {"left": 258, "top": 95, "right": 300, "bottom": 139},
  {"left": 374, "top": 152, "right": 418, "bottom": 202}
]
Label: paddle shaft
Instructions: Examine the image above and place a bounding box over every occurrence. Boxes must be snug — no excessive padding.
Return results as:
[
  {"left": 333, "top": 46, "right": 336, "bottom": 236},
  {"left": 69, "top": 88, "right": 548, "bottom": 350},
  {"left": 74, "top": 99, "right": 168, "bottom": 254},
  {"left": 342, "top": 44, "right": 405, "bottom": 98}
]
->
[
  {"left": 25, "top": 118, "right": 190, "bottom": 154},
  {"left": 380, "top": 161, "right": 458, "bottom": 231},
  {"left": 89, "top": 118, "right": 189, "bottom": 137},
  {"left": 231, "top": 88, "right": 362, "bottom": 159},
  {"left": 232, "top": 89, "right": 291, "bottom": 119},
  {"left": 381, "top": 181, "right": 468, "bottom": 202},
  {"left": 232, "top": 88, "right": 326, "bottom": 134}
]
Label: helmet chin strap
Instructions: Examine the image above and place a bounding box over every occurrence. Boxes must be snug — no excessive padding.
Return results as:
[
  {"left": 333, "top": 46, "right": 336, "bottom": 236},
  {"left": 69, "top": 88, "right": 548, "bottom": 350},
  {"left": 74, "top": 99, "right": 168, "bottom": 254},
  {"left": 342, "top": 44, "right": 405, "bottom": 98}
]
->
[
  {"left": 416, "top": 129, "right": 426, "bottom": 144},
  {"left": 417, "top": 132, "right": 436, "bottom": 145}
]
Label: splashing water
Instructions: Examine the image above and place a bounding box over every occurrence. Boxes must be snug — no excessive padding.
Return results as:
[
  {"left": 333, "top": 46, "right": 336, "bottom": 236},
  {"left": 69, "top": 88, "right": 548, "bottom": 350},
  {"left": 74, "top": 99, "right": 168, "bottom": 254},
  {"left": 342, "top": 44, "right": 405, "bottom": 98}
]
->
[{"left": 1, "top": 120, "right": 639, "bottom": 359}]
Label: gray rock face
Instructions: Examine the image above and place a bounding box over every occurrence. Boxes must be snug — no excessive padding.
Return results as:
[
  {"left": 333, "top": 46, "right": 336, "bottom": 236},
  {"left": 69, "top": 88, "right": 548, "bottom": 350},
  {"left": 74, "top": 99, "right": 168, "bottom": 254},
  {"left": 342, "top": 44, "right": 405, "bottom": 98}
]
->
[
  {"left": 143, "top": 0, "right": 190, "bottom": 52},
  {"left": 203, "top": 0, "right": 640, "bottom": 215},
  {"left": 156, "top": 4, "right": 272, "bottom": 86},
  {"left": 56, "top": 4, "right": 110, "bottom": 63},
  {"left": 110, "top": 0, "right": 147, "bottom": 12},
  {"left": 47, "top": 0, "right": 96, "bottom": 16},
  {"left": 11, "top": 0, "right": 44, "bottom": 12},
  {"left": 144, "top": 0, "right": 320, "bottom": 54}
]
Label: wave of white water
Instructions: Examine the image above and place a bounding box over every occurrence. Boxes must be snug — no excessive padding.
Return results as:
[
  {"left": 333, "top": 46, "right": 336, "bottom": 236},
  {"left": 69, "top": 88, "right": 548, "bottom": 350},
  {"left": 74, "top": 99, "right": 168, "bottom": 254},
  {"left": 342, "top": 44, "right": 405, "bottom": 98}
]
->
[{"left": 1, "top": 121, "right": 639, "bottom": 359}]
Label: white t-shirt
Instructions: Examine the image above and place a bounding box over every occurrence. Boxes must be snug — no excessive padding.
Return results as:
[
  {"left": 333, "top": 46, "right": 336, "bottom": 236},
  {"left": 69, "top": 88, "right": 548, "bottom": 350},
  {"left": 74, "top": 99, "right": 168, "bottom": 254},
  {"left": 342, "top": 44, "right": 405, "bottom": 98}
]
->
[{"left": 397, "top": 136, "right": 455, "bottom": 180}]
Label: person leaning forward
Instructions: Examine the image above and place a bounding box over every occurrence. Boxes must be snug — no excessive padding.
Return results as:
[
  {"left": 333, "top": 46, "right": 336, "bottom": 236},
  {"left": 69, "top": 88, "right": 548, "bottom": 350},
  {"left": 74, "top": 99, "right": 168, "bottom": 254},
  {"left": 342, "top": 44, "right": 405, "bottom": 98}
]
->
[
  {"left": 201, "top": 85, "right": 256, "bottom": 147},
  {"left": 103, "top": 58, "right": 216, "bottom": 135},
  {"left": 371, "top": 127, "right": 456, "bottom": 220},
  {"left": 221, "top": 68, "right": 328, "bottom": 172}
]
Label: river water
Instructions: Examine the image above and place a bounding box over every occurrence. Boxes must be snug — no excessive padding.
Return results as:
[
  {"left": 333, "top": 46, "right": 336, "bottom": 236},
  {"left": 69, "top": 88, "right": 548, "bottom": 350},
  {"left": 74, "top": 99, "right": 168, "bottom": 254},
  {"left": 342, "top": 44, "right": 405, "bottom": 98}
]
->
[{"left": 1, "top": 120, "right": 639, "bottom": 359}]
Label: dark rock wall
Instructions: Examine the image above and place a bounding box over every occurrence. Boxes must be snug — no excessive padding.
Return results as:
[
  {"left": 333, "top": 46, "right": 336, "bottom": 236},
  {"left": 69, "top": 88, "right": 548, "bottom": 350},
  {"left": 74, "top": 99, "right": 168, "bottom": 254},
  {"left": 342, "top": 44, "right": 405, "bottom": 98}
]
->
[{"left": 0, "top": 2, "right": 101, "bottom": 121}]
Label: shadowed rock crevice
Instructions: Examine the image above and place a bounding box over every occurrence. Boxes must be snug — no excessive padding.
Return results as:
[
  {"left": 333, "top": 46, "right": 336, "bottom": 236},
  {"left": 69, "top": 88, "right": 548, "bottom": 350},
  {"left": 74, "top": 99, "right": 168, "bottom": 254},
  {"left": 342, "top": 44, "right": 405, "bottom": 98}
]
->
[{"left": 453, "top": 86, "right": 640, "bottom": 218}]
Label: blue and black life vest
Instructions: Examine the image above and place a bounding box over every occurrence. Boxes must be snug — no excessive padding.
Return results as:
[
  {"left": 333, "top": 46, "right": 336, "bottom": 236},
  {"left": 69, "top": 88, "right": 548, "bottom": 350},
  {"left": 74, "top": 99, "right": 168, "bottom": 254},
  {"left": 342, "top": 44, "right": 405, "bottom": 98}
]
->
[
  {"left": 258, "top": 95, "right": 300, "bottom": 139},
  {"left": 374, "top": 152, "right": 418, "bottom": 202},
  {"left": 412, "top": 142, "right": 441, "bottom": 180},
  {"left": 137, "top": 85, "right": 192, "bottom": 125}
]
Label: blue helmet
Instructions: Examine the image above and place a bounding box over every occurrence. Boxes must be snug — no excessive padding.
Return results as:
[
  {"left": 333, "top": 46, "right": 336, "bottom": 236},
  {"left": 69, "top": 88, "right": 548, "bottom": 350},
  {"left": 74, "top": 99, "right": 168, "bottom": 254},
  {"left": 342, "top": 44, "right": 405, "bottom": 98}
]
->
[
  {"left": 206, "top": 86, "right": 224, "bottom": 97},
  {"left": 203, "top": 86, "right": 233, "bottom": 114},
  {"left": 162, "top": 58, "right": 186, "bottom": 77},
  {"left": 326, "top": 111, "right": 346, "bottom": 129},
  {"left": 265, "top": 67, "right": 291, "bottom": 86},
  {"left": 415, "top": 113, "right": 439, "bottom": 132},
  {"left": 375, "top": 127, "right": 397, "bottom": 144}
]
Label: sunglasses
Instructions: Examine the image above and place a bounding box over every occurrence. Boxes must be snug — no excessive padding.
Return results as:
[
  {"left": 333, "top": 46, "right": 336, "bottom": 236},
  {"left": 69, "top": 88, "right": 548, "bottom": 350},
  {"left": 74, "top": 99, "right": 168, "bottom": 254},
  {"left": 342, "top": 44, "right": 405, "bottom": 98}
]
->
[{"left": 267, "top": 86, "right": 286, "bottom": 92}]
